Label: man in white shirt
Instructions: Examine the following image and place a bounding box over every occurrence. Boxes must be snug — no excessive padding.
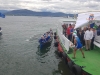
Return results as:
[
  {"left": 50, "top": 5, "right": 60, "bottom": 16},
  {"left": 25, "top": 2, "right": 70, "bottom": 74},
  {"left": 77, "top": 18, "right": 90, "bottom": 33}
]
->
[{"left": 84, "top": 28, "right": 93, "bottom": 50}]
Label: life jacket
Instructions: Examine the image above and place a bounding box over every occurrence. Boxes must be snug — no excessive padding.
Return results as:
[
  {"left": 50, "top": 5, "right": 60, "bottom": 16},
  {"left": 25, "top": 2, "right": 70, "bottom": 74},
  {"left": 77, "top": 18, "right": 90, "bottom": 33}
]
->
[
  {"left": 46, "top": 36, "right": 50, "bottom": 41},
  {"left": 39, "top": 38, "right": 46, "bottom": 44}
]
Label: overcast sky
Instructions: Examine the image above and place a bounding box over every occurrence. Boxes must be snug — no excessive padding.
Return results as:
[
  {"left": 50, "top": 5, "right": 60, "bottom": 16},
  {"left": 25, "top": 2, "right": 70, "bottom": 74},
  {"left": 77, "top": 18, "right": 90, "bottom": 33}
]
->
[{"left": 0, "top": 0, "right": 100, "bottom": 13}]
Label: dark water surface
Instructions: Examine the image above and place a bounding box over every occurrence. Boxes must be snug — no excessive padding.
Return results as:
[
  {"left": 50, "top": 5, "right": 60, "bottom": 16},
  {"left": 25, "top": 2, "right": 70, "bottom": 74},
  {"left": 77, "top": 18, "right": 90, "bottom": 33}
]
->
[{"left": 0, "top": 16, "right": 72, "bottom": 75}]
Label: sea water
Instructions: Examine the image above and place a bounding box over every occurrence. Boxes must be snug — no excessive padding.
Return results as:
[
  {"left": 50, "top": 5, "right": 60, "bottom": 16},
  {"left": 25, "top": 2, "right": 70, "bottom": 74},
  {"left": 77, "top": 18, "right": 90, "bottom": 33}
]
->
[{"left": 0, "top": 16, "right": 72, "bottom": 75}]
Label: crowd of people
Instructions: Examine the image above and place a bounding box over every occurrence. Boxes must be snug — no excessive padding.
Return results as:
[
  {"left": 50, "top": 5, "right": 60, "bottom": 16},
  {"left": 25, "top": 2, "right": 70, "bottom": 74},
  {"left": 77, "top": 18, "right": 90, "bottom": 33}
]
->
[
  {"left": 39, "top": 29, "right": 53, "bottom": 45},
  {"left": 62, "top": 23, "right": 100, "bottom": 58},
  {"left": 62, "top": 23, "right": 99, "bottom": 50}
]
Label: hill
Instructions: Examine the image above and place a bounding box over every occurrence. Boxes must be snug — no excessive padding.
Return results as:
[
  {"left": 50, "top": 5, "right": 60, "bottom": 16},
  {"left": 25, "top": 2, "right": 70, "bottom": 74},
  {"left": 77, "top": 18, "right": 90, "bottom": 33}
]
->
[
  {"left": 5, "top": 9, "right": 75, "bottom": 17},
  {"left": 0, "top": 10, "right": 8, "bottom": 13}
]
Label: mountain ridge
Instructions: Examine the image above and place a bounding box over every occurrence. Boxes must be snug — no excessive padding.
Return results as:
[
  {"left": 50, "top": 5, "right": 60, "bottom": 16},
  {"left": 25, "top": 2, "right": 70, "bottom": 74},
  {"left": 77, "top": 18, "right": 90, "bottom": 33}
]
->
[
  {"left": 0, "top": 10, "right": 8, "bottom": 13},
  {"left": 5, "top": 9, "right": 76, "bottom": 17}
]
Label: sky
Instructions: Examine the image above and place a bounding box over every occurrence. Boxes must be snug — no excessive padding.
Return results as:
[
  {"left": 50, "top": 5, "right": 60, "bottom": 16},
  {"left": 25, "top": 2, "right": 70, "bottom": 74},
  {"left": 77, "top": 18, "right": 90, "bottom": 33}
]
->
[{"left": 0, "top": 0, "right": 100, "bottom": 13}]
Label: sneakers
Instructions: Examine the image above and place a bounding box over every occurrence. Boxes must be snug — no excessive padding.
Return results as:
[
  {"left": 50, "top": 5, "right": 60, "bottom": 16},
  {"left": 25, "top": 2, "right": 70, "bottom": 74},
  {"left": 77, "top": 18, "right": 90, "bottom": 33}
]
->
[
  {"left": 72, "top": 57, "right": 76, "bottom": 59},
  {"left": 72, "top": 57, "right": 85, "bottom": 59}
]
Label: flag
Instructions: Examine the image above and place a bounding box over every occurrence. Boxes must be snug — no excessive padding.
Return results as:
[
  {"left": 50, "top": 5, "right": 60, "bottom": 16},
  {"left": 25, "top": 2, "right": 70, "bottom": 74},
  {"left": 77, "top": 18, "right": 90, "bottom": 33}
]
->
[
  {"left": 0, "top": 12, "right": 5, "bottom": 18},
  {"left": 93, "top": 24, "right": 98, "bottom": 29}
]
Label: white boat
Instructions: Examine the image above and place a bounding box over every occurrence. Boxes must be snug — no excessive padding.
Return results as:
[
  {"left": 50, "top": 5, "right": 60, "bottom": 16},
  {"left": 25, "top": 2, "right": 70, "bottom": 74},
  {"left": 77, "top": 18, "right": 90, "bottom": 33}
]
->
[
  {"left": 0, "top": 28, "right": 2, "bottom": 35},
  {"left": 54, "top": 12, "right": 100, "bottom": 75},
  {"left": 56, "top": 18, "right": 76, "bottom": 52}
]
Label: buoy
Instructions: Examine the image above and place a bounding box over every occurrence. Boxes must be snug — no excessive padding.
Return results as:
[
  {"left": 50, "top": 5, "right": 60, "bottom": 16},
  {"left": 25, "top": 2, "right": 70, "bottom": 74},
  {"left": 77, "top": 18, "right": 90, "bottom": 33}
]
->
[
  {"left": 57, "top": 43, "right": 63, "bottom": 52},
  {"left": 54, "top": 42, "right": 59, "bottom": 47},
  {"left": 57, "top": 50, "right": 62, "bottom": 57},
  {"left": 68, "top": 61, "right": 74, "bottom": 70},
  {"left": 72, "top": 65, "right": 82, "bottom": 75},
  {"left": 62, "top": 52, "right": 68, "bottom": 64}
]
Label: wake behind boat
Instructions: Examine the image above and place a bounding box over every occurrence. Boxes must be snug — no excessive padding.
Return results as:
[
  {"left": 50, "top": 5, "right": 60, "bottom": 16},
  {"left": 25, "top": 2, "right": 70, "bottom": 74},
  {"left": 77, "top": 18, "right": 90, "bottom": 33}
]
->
[{"left": 38, "top": 29, "right": 53, "bottom": 49}]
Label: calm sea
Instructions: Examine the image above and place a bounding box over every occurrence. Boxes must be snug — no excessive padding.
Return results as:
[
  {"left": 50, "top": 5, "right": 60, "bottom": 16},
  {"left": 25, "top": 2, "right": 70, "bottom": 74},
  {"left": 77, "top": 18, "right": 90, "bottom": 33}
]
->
[{"left": 0, "top": 16, "right": 72, "bottom": 75}]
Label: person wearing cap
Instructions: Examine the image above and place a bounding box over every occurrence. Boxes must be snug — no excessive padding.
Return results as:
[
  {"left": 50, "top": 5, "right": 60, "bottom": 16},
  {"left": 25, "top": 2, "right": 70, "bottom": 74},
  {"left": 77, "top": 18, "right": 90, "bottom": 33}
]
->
[{"left": 72, "top": 33, "right": 85, "bottom": 59}]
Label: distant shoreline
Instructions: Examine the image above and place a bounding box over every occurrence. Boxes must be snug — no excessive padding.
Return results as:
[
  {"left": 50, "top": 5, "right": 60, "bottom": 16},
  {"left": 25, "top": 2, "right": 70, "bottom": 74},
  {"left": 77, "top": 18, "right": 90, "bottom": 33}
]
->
[
  {"left": 4, "top": 9, "right": 77, "bottom": 17},
  {"left": 5, "top": 15, "right": 70, "bottom": 17}
]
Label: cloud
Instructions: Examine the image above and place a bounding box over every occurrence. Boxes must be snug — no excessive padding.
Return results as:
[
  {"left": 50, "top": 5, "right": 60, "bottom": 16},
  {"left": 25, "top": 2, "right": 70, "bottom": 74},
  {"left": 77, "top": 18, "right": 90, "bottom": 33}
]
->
[{"left": 0, "top": 0, "right": 100, "bottom": 13}]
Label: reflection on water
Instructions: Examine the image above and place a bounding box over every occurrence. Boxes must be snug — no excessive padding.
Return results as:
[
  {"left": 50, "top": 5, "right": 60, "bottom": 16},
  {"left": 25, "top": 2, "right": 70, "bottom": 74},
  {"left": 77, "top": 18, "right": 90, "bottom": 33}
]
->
[
  {"left": 36, "top": 41, "right": 72, "bottom": 75},
  {"left": 53, "top": 60, "right": 71, "bottom": 75},
  {"left": 53, "top": 50, "right": 73, "bottom": 75},
  {"left": 36, "top": 46, "right": 51, "bottom": 56},
  {"left": 36, "top": 41, "right": 52, "bottom": 60}
]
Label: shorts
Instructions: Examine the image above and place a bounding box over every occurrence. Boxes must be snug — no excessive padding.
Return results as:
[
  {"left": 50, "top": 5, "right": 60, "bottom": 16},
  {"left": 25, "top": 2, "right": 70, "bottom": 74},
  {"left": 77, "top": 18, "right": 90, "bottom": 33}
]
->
[{"left": 75, "top": 43, "right": 82, "bottom": 49}]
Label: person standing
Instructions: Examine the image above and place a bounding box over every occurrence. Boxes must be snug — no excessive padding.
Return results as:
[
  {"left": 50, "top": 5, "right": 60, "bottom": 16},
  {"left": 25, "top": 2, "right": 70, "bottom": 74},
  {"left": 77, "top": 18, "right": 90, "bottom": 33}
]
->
[
  {"left": 77, "top": 30, "right": 82, "bottom": 43},
  {"left": 91, "top": 27, "right": 96, "bottom": 50},
  {"left": 84, "top": 28, "right": 93, "bottom": 50},
  {"left": 70, "top": 25, "right": 75, "bottom": 42},
  {"left": 72, "top": 34, "right": 85, "bottom": 59},
  {"left": 66, "top": 24, "right": 72, "bottom": 41}
]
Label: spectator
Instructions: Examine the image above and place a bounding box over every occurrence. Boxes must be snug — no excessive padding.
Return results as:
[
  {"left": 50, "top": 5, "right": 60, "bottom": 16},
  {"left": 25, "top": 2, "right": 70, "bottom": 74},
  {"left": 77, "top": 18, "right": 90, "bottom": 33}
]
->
[
  {"left": 91, "top": 27, "right": 96, "bottom": 50},
  {"left": 84, "top": 28, "right": 93, "bottom": 50},
  {"left": 66, "top": 24, "right": 72, "bottom": 41},
  {"left": 70, "top": 25, "right": 75, "bottom": 41}
]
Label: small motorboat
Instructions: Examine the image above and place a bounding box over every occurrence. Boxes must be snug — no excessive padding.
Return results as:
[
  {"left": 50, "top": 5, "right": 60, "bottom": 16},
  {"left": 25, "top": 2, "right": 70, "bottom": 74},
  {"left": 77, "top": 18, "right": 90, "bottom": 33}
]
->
[{"left": 0, "top": 27, "right": 2, "bottom": 35}]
